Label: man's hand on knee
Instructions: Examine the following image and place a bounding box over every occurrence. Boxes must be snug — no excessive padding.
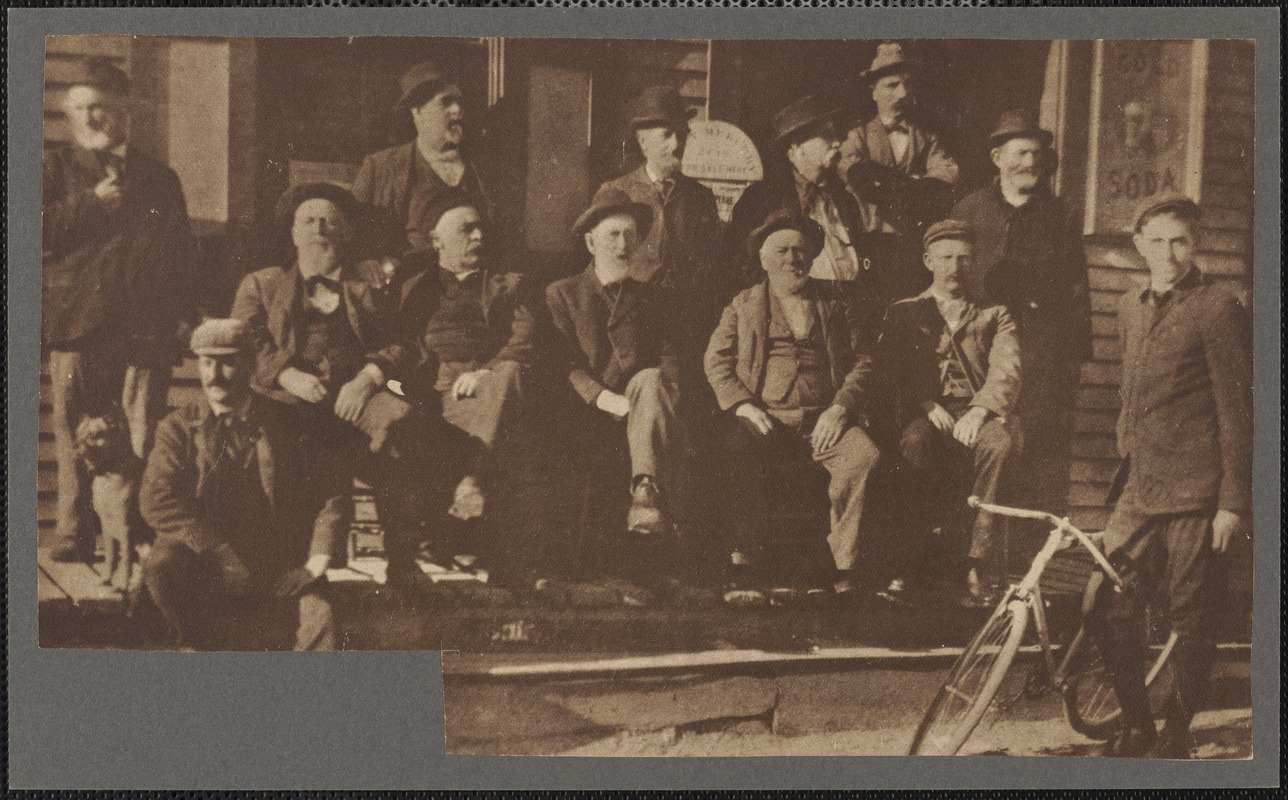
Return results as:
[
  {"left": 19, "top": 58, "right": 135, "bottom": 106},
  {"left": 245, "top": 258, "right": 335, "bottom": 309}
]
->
[
  {"left": 278, "top": 367, "right": 327, "bottom": 404},
  {"left": 735, "top": 402, "right": 774, "bottom": 437},
  {"left": 810, "top": 404, "right": 849, "bottom": 454},
  {"left": 922, "top": 401, "right": 955, "bottom": 435},
  {"left": 334, "top": 365, "right": 383, "bottom": 423},
  {"left": 953, "top": 406, "right": 991, "bottom": 448},
  {"left": 452, "top": 369, "right": 492, "bottom": 400}
]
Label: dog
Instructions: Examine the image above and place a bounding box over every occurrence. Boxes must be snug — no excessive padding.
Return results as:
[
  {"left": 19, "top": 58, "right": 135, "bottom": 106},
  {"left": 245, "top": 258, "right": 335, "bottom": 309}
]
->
[{"left": 73, "top": 408, "right": 149, "bottom": 595}]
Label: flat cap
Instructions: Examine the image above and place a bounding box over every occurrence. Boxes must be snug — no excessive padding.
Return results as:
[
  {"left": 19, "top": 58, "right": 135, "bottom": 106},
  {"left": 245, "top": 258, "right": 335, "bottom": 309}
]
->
[
  {"left": 923, "top": 218, "right": 974, "bottom": 249},
  {"left": 748, "top": 208, "right": 825, "bottom": 260},
  {"left": 65, "top": 58, "right": 130, "bottom": 96},
  {"left": 1133, "top": 193, "right": 1200, "bottom": 232},
  {"left": 190, "top": 318, "right": 250, "bottom": 356}
]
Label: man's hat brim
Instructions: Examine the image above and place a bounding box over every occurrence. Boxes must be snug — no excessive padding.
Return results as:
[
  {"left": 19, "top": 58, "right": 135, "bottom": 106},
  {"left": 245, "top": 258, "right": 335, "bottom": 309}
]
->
[{"left": 572, "top": 201, "right": 654, "bottom": 239}]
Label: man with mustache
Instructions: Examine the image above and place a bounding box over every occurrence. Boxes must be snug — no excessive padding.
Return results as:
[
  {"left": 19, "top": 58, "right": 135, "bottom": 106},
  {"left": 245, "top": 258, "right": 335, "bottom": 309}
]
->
[
  {"left": 353, "top": 61, "right": 492, "bottom": 288},
  {"left": 140, "top": 319, "right": 348, "bottom": 650},
  {"left": 232, "top": 183, "right": 454, "bottom": 596},
  {"left": 839, "top": 42, "right": 960, "bottom": 302},
  {"left": 393, "top": 190, "right": 536, "bottom": 578},
  {"left": 727, "top": 96, "right": 883, "bottom": 325},
  {"left": 871, "top": 220, "right": 1019, "bottom": 606},
  {"left": 705, "top": 210, "right": 880, "bottom": 604},
  {"left": 951, "top": 109, "right": 1092, "bottom": 529},
  {"left": 545, "top": 187, "right": 682, "bottom": 595},
  {"left": 42, "top": 58, "right": 196, "bottom": 564}
]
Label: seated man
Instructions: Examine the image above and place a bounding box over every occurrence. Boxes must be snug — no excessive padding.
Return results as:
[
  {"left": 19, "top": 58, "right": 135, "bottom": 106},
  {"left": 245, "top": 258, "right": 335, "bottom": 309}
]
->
[
  {"left": 545, "top": 186, "right": 681, "bottom": 541},
  {"left": 395, "top": 190, "right": 535, "bottom": 568},
  {"left": 232, "top": 183, "right": 448, "bottom": 594},
  {"left": 140, "top": 319, "right": 349, "bottom": 650},
  {"left": 704, "top": 209, "right": 881, "bottom": 603},
  {"left": 874, "top": 219, "right": 1019, "bottom": 605}
]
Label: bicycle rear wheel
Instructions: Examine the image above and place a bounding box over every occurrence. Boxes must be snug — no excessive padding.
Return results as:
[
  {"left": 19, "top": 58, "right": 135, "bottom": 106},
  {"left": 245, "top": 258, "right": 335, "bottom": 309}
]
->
[
  {"left": 909, "top": 598, "right": 1030, "bottom": 755},
  {"left": 1060, "top": 618, "right": 1178, "bottom": 740}
]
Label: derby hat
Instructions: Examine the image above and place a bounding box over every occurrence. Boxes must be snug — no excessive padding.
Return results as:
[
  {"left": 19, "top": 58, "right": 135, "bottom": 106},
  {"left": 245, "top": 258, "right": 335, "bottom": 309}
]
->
[
  {"left": 394, "top": 61, "right": 456, "bottom": 113},
  {"left": 771, "top": 95, "right": 843, "bottom": 146},
  {"left": 1132, "top": 193, "right": 1200, "bottom": 232},
  {"left": 272, "top": 182, "right": 360, "bottom": 235},
  {"left": 65, "top": 57, "right": 131, "bottom": 96},
  {"left": 422, "top": 188, "right": 488, "bottom": 234},
  {"left": 190, "top": 318, "right": 250, "bottom": 356},
  {"left": 747, "top": 208, "right": 825, "bottom": 260},
  {"left": 988, "top": 109, "right": 1054, "bottom": 149},
  {"left": 572, "top": 185, "right": 654, "bottom": 239},
  {"left": 626, "top": 85, "right": 697, "bottom": 129},
  {"left": 863, "top": 42, "right": 922, "bottom": 83},
  {"left": 922, "top": 218, "right": 974, "bottom": 250}
]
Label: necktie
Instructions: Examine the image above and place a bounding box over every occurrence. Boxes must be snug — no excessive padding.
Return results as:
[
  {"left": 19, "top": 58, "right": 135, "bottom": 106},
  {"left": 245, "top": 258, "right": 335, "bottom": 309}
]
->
[
  {"left": 1147, "top": 290, "right": 1170, "bottom": 330},
  {"left": 658, "top": 179, "right": 674, "bottom": 202},
  {"left": 217, "top": 414, "right": 249, "bottom": 468},
  {"left": 99, "top": 151, "right": 125, "bottom": 181}
]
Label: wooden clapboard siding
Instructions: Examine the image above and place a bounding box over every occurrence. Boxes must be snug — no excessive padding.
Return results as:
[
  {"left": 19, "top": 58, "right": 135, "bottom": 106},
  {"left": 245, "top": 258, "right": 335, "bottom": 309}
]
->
[
  {"left": 43, "top": 36, "right": 132, "bottom": 148},
  {"left": 1067, "top": 39, "right": 1254, "bottom": 535}
]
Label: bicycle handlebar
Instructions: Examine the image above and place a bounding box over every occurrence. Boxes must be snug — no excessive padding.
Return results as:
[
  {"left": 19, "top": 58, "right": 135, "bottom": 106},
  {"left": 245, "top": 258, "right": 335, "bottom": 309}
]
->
[{"left": 966, "top": 496, "right": 1126, "bottom": 591}]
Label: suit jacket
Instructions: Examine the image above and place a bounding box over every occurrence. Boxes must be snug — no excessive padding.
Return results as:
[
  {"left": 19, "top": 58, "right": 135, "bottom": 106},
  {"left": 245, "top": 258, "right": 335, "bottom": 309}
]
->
[
  {"left": 395, "top": 265, "right": 536, "bottom": 394},
  {"left": 601, "top": 166, "right": 722, "bottom": 288},
  {"left": 42, "top": 143, "right": 196, "bottom": 362},
  {"left": 1114, "top": 270, "right": 1252, "bottom": 515},
  {"left": 839, "top": 115, "right": 959, "bottom": 234},
  {"left": 140, "top": 393, "right": 351, "bottom": 566},
  {"left": 704, "top": 280, "right": 873, "bottom": 417},
  {"left": 951, "top": 181, "right": 1092, "bottom": 364},
  {"left": 875, "top": 292, "right": 1021, "bottom": 429},
  {"left": 545, "top": 264, "right": 677, "bottom": 403},
  {"left": 351, "top": 141, "right": 492, "bottom": 258},
  {"left": 230, "top": 262, "right": 412, "bottom": 404}
]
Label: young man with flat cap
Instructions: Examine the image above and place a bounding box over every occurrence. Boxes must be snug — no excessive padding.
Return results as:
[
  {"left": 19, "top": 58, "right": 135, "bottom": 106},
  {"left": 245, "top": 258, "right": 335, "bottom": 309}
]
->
[
  {"left": 546, "top": 186, "right": 682, "bottom": 545},
  {"left": 705, "top": 209, "right": 880, "bottom": 602},
  {"left": 951, "top": 109, "right": 1092, "bottom": 519},
  {"left": 352, "top": 61, "right": 493, "bottom": 285},
  {"left": 232, "top": 182, "right": 453, "bottom": 594},
  {"left": 1085, "top": 195, "right": 1251, "bottom": 759},
  {"left": 140, "top": 319, "right": 348, "bottom": 650},
  {"left": 872, "top": 219, "right": 1019, "bottom": 606},
  {"left": 43, "top": 57, "right": 197, "bottom": 564}
]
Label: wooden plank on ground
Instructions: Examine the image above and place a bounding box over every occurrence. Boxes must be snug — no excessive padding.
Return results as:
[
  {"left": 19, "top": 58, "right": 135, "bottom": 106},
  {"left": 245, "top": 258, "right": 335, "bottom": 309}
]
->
[{"left": 37, "top": 548, "right": 125, "bottom": 613}]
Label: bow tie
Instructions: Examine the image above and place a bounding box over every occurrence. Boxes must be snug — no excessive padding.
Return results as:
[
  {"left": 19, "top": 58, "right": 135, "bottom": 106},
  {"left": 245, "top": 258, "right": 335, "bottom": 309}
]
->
[
  {"left": 98, "top": 151, "right": 125, "bottom": 178},
  {"left": 305, "top": 276, "right": 341, "bottom": 294}
]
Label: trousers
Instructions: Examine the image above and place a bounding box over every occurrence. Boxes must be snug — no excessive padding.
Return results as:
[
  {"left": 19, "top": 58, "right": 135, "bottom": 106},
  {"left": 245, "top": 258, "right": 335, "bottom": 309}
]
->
[
  {"left": 439, "top": 359, "right": 525, "bottom": 478},
  {"left": 144, "top": 535, "right": 336, "bottom": 651},
  {"left": 49, "top": 348, "right": 170, "bottom": 554},
  {"left": 622, "top": 367, "right": 680, "bottom": 485}
]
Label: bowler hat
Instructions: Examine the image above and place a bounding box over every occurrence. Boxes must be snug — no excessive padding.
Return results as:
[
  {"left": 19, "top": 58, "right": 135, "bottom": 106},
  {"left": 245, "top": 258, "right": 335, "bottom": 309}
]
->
[
  {"left": 863, "top": 42, "right": 922, "bottom": 83},
  {"left": 66, "top": 57, "right": 130, "bottom": 96},
  {"left": 923, "top": 218, "right": 974, "bottom": 250},
  {"left": 1133, "top": 193, "right": 1200, "bottom": 232},
  {"left": 190, "top": 318, "right": 250, "bottom": 356},
  {"left": 626, "top": 86, "right": 696, "bottom": 129},
  {"left": 394, "top": 61, "right": 454, "bottom": 113},
  {"left": 748, "top": 208, "right": 825, "bottom": 260},
  {"left": 572, "top": 186, "right": 654, "bottom": 239},
  {"left": 772, "top": 95, "right": 843, "bottom": 147},
  {"left": 988, "top": 109, "right": 1053, "bottom": 149},
  {"left": 272, "top": 182, "right": 359, "bottom": 236},
  {"left": 422, "top": 188, "right": 487, "bottom": 235}
]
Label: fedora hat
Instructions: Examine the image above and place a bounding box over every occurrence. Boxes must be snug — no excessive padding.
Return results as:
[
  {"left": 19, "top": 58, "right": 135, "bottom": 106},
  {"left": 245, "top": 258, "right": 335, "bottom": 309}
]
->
[
  {"left": 862, "top": 42, "right": 922, "bottom": 83},
  {"left": 572, "top": 186, "right": 654, "bottom": 239},
  {"left": 272, "top": 182, "right": 359, "bottom": 236},
  {"left": 626, "top": 86, "right": 696, "bottom": 129},
  {"left": 747, "top": 208, "right": 825, "bottom": 260},
  {"left": 988, "top": 109, "right": 1053, "bottom": 149},
  {"left": 394, "top": 61, "right": 455, "bottom": 113},
  {"left": 772, "top": 95, "right": 843, "bottom": 146},
  {"left": 66, "top": 57, "right": 131, "bottom": 96}
]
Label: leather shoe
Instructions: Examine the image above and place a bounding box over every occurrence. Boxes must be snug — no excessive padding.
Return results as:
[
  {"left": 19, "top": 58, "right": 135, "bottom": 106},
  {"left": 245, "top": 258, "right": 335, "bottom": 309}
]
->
[
  {"left": 627, "top": 475, "right": 667, "bottom": 535},
  {"left": 1100, "top": 725, "right": 1157, "bottom": 758}
]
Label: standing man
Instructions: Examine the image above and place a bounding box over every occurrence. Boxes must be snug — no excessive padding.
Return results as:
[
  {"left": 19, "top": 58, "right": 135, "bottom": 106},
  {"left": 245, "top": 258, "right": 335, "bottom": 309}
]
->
[
  {"left": 1087, "top": 196, "right": 1251, "bottom": 759},
  {"left": 951, "top": 109, "right": 1092, "bottom": 517},
  {"left": 232, "top": 183, "right": 450, "bottom": 594},
  {"left": 839, "top": 42, "right": 960, "bottom": 301},
  {"left": 43, "top": 58, "right": 197, "bottom": 563},
  {"left": 140, "top": 319, "right": 348, "bottom": 651},
  {"left": 545, "top": 187, "right": 681, "bottom": 541},
  {"left": 705, "top": 211, "right": 880, "bottom": 601},
  {"left": 873, "top": 220, "right": 1018, "bottom": 605},
  {"left": 352, "top": 61, "right": 492, "bottom": 286}
]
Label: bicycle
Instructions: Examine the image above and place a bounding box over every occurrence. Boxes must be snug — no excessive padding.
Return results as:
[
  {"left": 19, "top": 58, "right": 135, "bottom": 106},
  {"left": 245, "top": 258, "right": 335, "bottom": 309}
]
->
[{"left": 908, "top": 497, "right": 1178, "bottom": 756}]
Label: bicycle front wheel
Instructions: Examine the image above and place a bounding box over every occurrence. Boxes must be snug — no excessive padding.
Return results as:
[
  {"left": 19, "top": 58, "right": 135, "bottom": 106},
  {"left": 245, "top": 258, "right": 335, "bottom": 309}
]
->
[
  {"left": 909, "top": 598, "right": 1030, "bottom": 756},
  {"left": 1060, "top": 623, "right": 1178, "bottom": 740}
]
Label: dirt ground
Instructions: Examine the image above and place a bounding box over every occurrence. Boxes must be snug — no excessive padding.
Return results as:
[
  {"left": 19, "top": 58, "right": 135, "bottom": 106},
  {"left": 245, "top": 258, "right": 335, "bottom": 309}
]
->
[{"left": 561, "top": 707, "right": 1253, "bottom": 758}]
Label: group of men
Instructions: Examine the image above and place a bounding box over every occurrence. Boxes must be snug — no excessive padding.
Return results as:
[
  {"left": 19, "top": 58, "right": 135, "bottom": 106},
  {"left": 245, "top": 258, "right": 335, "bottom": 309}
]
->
[{"left": 43, "top": 50, "right": 1252, "bottom": 759}]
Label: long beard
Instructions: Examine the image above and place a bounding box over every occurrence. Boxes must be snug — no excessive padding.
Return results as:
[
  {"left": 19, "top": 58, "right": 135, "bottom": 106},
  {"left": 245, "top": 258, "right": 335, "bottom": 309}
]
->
[
  {"left": 298, "top": 242, "right": 341, "bottom": 276},
  {"left": 74, "top": 127, "right": 115, "bottom": 152}
]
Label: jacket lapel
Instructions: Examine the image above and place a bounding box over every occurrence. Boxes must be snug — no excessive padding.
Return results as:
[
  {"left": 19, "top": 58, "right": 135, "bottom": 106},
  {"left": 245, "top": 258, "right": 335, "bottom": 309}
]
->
[
  {"left": 867, "top": 117, "right": 896, "bottom": 168},
  {"left": 341, "top": 275, "right": 369, "bottom": 344}
]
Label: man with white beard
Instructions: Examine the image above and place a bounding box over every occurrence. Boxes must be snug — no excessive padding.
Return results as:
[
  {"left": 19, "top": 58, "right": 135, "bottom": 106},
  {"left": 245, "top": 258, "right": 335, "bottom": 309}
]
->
[{"left": 42, "top": 57, "right": 196, "bottom": 564}]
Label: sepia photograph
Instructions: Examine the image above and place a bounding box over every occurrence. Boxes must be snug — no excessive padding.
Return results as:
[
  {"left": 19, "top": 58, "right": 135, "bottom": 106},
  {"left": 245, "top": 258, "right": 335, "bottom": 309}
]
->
[{"left": 34, "top": 31, "right": 1255, "bottom": 762}]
